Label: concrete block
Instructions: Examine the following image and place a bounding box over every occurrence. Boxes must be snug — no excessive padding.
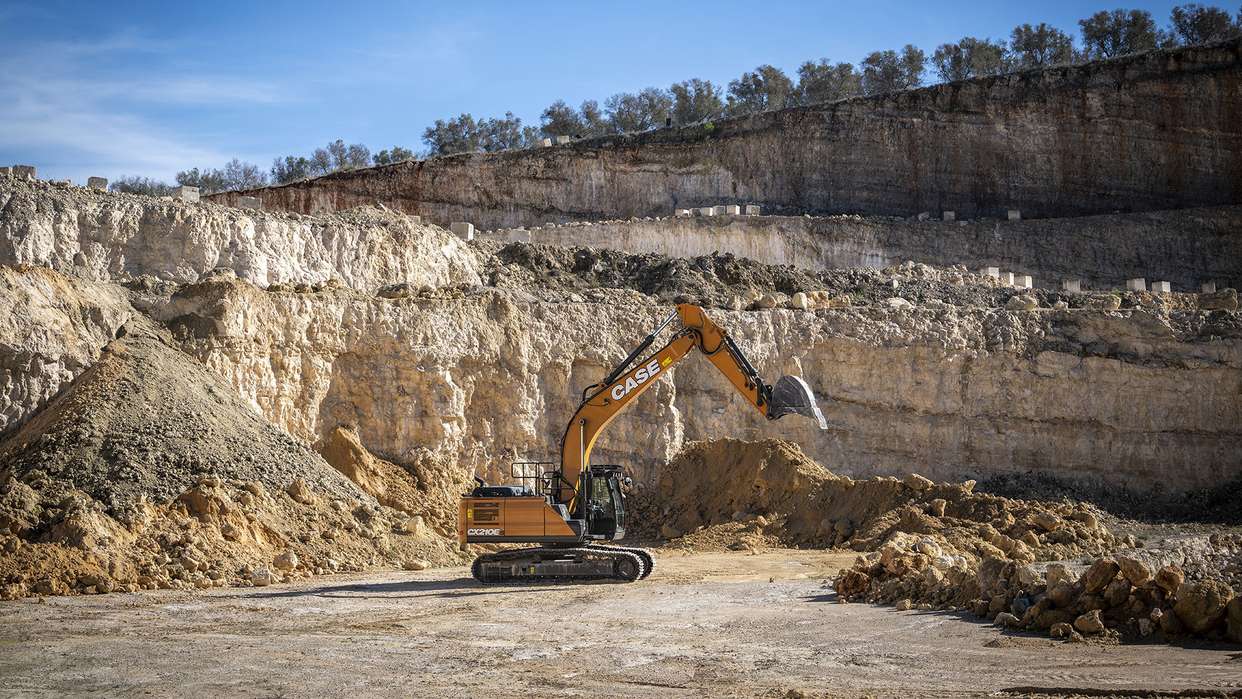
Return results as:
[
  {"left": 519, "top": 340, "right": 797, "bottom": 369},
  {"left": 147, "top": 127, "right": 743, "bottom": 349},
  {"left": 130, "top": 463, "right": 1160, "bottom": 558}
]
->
[
  {"left": 674, "top": 209, "right": 692, "bottom": 218},
  {"left": 87, "top": 176, "right": 108, "bottom": 190},
  {"left": 237, "top": 196, "right": 261, "bottom": 209},
  {"left": 942, "top": 211, "right": 955, "bottom": 222},
  {"left": 724, "top": 205, "right": 741, "bottom": 215},
  {"left": 1151, "top": 281, "right": 1171, "bottom": 293},
  {"left": 1201, "top": 281, "right": 1216, "bottom": 293},
  {"left": 555, "top": 135, "right": 570, "bottom": 145},
  {"left": 1126, "top": 278, "right": 1146, "bottom": 292},
  {"left": 698, "top": 207, "right": 715, "bottom": 217},
  {"left": 1061, "top": 279, "right": 1082, "bottom": 293},
  {"left": 450, "top": 222, "right": 475, "bottom": 241},
  {"left": 1000, "top": 272, "right": 1015, "bottom": 286},
  {"left": 12, "top": 165, "right": 36, "bottom": 180},
  {"left": 981, "top": 267, "right": 999, "bottom": 278},
  {"left": 175, "top": 185, "right": 200, "bottom": 202},
  {"left": 1007, "top": 209, "right": 1021, "bottom": 221},
  {"left": 712, "top": 205, "right": 727, "bottom": 215},
  {"left": 744, "top": 205, "right": 761, "bottom": 215},
  {"left": 539, "top": 138, "right": 552, "bottom": 147},
  {"left": 917, "top": 212, "right": 930, "bottom": 221},
  {"left": 1016, "top": 275, "right": 1033, "bottom": 289}
]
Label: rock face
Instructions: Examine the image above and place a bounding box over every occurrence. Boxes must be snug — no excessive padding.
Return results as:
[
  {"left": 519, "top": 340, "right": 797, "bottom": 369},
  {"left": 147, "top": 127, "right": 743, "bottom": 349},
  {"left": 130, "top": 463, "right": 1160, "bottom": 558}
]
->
[
  {"left": 0, "top": 179, "right": 480, "bottom": 292},
  {"left": 211, "top": 40, "right": 1242, "bottom": 227},
  {"left": 471, "top": 209, "right": 1242, "bottom": 291},
  {"left": 0, "top": 266, "right": 134, "bottom": 432},
  {"left": 147, "top": 275, "right": 1242, "bottom": 493}
]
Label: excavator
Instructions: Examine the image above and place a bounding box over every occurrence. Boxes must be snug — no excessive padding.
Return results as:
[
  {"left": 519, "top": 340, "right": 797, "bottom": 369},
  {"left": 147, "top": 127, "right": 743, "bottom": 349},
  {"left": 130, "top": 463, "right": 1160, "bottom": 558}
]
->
[{"left": 459, "top": 303, "right": 827, "bottom": 583}]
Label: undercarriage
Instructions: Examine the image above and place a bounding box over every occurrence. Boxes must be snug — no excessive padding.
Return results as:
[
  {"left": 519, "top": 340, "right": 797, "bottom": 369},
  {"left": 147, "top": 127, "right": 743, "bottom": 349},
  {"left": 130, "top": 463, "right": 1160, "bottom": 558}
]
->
[{"left": 470, "top": 544, "right": 654, "bottom": 583}]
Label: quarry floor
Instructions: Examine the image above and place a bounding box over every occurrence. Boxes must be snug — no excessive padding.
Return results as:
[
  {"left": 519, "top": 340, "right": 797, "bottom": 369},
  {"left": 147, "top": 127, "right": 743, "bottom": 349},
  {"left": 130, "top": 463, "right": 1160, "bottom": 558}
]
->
[{"left": 0, "top": 550, "right": 1239, "bottom": 698}]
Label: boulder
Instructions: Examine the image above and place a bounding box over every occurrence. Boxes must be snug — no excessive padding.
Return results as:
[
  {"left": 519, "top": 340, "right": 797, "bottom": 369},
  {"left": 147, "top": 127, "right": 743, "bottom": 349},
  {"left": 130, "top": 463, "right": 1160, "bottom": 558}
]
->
[
  {"left": 273, "top": 550, "right": 299, "bottom": 572},
  {"left": 285, "top": 478, "right": 316, "bottom": 505},
  {"left": 903, "top": 474, "right": 933, "bottom": 491},
  {"left": 1050, "top": 622, "right": 1074, "bottom": 638},
  {"left": 1081, "top": 558, "right": 1119, "bottom": 593},
  {"left": 1030, "top": 510, "right": 1061, "bottom": 532},
  {"left": 403, "top": 558, "right": 430, "bottom": 571},
  {"left": 1073, "top": 610, "right": 1105, "bottom": 635},
  {"left": 1045, "top": 563, "right": 1073, "bottom": 588},
  {"left": 1154, "top": 565, "right": 1184, "bottom": 593},
  {"left": 1115, "top": 555, "right": 1151, "bottom": 586},
  {"left": 251, "top": 568, "right": 273, "bottom": 587},
  {"left": 789, "top": 292, "right": 810, "bottom": 310},
  {"left": 993, "top": 612, "right": 1020, "bottom": 627},
  {"left": 1173, "top": 580, "right": 1234, "bottom": 634},
  {"left": 1005, "top": 294, "right": 1038, "bottom": 311}
]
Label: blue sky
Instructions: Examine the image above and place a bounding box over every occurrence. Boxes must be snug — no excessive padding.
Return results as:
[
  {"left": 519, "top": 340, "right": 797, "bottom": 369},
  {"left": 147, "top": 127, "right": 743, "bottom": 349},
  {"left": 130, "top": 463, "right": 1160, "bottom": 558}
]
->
[{"left": 0, "top": 0, "right": 1211, "bottom": 183}]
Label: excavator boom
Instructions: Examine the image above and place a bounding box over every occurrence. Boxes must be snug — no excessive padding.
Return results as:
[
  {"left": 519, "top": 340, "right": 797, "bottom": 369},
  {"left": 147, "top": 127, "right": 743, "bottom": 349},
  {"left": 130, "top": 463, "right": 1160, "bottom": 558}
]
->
[{"left": 460, "top": 303, "right": 827, "bottom": 583}]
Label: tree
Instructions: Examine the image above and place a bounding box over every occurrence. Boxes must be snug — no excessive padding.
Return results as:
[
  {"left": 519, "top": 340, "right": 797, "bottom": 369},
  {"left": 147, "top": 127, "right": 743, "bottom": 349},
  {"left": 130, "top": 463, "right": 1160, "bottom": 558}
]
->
[
  {"left": 1009, "top": 23, "right": 1076, "bottom": 68},
  {"left": 669, "top": 79, "right": 724, "bottom": 124},
  {"left": 725, "top": 65, "right": 794, "bottom": 116},
  {"left": 539, "top": 100, "right": 584, "bottom": 138},
  {"left": 109, "top": 176, "right": 174, "bottom": 196},
  {"left": 1169, "top": 3, "right": 1241, "bottom": 44},
  {"left": 604, "top": 87, "right": 673, "bottom": 133},
  {"left": 1079, "top": 9, "right": 1159, "bottom": 58},
  {"left": 271, "top": 156, "right": 314, "bottom": 183},
  {"left": 793, "top": 60, "right": 861, "bottom": 105},
  {"left": 932, "top": 37, "right": 1008, "bottom": 82},
  {"left": 861, "top": 45, "right": 926, "bottom": 96},
  {"left": 221, "top": 158, "right": 269, "bottom": 189},
  {"left": 373, "top": 146, "right": 415, "bottom": 166},
  {"left": 476, "top": 112, "right": 528, "bottom": 152},
  {"left": 579, "top": 100, "right": 609, "bottom": 136},
  {"left": 175, "top": 159, "right": 268, "bottom": 193},
  {"left": 422, "top": 113, "right": 480, "bottom": 156}
]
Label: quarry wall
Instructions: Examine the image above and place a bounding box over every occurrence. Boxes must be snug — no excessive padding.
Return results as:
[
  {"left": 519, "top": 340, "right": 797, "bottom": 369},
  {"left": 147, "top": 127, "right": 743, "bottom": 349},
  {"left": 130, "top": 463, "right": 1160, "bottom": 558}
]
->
[
  {"left": 210, "top": 40, "right": 1242, "bottom": 228},
  {"left": 146, "top": 279, "right": 1241, "bottom": 495},
  {"left": 479, "top": 208, "right": 1242, "bottom": 291},
  {"left": 0, "top": 180, "right": 479, "bottom": 292}
]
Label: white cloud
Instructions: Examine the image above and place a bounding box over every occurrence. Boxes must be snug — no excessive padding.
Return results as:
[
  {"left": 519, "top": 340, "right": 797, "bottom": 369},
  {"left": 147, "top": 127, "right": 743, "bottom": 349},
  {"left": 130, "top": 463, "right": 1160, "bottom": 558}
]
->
[{"left": 0, "top": 32, "right": 289, "bottom": 181}]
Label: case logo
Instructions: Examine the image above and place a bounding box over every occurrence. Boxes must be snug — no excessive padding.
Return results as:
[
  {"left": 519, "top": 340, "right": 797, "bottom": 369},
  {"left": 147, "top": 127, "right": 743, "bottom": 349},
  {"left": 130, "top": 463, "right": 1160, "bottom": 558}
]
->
[{"left": 610, "top": 360, "right": 662, "bottom": 401}]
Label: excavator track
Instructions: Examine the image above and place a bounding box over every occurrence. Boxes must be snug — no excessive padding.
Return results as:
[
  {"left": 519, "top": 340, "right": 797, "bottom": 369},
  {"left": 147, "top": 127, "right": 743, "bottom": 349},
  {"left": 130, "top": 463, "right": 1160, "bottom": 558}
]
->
[
  {"left": 471, "top": 545, "right": 646, "bottom": 584},
  {"left": 590, "top": 544, "right": 654, "bottom": 579}
]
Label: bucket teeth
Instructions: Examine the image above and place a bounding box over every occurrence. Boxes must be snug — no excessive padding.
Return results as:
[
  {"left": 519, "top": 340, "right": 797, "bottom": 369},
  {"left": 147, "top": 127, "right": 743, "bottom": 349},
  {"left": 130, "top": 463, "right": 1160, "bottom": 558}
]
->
[{"left": 770, "top": 375, "right": 829, "bottom": 429}]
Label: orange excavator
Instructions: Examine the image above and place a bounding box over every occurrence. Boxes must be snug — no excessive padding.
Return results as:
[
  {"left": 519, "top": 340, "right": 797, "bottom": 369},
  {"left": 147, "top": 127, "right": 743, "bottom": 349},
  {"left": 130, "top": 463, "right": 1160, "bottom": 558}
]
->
[{"left": 459, "top": 303, "right": 827, "bottom": 583}]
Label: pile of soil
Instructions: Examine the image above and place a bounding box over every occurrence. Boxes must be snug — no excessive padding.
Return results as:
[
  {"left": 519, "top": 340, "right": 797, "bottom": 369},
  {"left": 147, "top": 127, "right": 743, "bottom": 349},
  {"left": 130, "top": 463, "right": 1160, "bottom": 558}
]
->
[
  {"left": 0, "top": 327, "right": 465, "bottom": 600},
  {"left": 642, "top": 439, "right": 1113, "bottom": 561}
]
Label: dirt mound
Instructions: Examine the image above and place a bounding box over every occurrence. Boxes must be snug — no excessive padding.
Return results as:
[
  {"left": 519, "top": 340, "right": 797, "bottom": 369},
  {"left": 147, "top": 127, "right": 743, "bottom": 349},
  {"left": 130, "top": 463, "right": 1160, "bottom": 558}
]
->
[
  {"left": 644, "top": 439, "right": 1113, "bottom": 560},
  {"left": 0, "top": 329, "right": 466, "bottom": 600},
  {"left": 0, "top": 325, "right": 362, "bottom": 513}
]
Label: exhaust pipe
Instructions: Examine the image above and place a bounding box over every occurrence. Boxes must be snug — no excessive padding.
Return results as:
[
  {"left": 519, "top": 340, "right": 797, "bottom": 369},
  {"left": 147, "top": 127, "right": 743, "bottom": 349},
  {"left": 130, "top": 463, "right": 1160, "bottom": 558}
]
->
[{"left": 769, "top": 375, "right": 829, "bottom": 429}]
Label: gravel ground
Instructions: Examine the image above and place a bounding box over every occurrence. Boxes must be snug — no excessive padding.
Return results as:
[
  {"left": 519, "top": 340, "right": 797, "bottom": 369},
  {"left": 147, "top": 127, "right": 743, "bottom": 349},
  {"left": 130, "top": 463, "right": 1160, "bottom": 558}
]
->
[{"left": 1, "top": 550, "right": 1239, "bottom": 698}]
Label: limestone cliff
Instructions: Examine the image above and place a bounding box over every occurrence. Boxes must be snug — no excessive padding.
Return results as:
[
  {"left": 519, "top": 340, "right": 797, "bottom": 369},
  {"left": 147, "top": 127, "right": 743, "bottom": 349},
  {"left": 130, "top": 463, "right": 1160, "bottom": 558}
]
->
[
  {"left": 0, "top": 179, "right": 479, "bottom": 292},
  {"left": 212, "top": 40, "right": 1242, "bottom": 227},
  {"left": 151, "top": 277, "right": 1242, "bottom": 494}
]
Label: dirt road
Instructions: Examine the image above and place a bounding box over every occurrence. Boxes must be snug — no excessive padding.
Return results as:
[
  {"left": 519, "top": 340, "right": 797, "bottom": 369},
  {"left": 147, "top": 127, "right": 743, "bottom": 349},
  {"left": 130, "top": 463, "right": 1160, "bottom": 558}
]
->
[{"left": 0, "top": 550, "right": 1238, "bottom": 698}]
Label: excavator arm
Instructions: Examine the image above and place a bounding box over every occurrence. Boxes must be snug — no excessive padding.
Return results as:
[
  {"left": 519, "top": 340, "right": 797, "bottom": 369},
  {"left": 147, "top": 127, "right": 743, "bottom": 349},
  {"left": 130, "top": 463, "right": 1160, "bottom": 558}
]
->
[{"left": 556, "top": 303, "right": 826, "bottom": 509}]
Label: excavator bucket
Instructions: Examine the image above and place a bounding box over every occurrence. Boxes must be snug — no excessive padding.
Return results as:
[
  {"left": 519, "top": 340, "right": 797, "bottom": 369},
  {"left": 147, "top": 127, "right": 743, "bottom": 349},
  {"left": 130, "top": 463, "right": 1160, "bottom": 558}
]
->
[{"left": 769, "top": 375, "right": 829, "bottom": 429}]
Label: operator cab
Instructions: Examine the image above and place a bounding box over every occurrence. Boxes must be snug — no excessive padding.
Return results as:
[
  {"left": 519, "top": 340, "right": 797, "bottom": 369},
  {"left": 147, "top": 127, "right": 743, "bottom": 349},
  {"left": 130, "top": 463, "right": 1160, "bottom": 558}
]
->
[{"left": 581, "top": 464, "right": 630, "bottom": 540}]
